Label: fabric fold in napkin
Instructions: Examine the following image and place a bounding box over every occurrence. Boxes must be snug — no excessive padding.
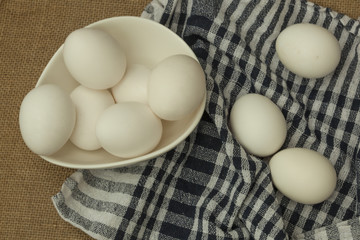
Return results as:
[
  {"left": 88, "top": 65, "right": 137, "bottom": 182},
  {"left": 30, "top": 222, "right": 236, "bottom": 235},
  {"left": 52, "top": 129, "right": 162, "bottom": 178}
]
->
[{"left": 53, "top": 0, "right": 360, "bottom": 239}]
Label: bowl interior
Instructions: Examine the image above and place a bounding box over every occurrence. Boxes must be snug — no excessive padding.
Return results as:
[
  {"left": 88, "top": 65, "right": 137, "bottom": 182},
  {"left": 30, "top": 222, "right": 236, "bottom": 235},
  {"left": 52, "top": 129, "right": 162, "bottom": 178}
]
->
[{"left": 36, "top": 16, "right": 205, "bottom": 169}]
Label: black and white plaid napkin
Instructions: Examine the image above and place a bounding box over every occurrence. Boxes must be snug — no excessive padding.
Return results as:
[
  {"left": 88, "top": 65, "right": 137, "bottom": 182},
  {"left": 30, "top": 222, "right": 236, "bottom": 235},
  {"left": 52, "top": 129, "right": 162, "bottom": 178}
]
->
[{"left": 53, "top": 0, "right": 360, "bottom": 239}]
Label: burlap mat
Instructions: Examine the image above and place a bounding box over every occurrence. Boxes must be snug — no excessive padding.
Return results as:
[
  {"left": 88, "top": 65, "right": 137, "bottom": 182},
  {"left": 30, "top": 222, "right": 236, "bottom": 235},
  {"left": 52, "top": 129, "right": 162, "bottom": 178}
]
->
[{"left": 0, "top": 0, "right": 358, "bottom": 239}]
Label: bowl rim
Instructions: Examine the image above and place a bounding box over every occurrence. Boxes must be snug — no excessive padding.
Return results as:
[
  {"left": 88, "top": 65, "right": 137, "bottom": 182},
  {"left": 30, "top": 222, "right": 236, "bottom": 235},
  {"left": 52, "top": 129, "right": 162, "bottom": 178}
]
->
[{"left": 36, "top": 16, "right": 206, "bottom": 169}]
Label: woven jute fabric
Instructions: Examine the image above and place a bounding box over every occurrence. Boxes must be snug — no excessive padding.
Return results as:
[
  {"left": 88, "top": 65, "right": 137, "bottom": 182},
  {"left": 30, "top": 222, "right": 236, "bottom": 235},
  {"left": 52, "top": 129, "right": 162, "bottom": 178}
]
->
[
  {"left": 0, "top": 0, "right": 358, "bottom": 239},
  {"left": 312, "top": 0, "right": 359, "bottom": 20}
]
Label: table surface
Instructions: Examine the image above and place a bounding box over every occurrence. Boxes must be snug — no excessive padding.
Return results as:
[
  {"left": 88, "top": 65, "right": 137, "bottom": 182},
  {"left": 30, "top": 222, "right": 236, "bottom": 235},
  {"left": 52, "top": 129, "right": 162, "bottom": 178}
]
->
[{"left": 0, "top": 0, "right": 358, "bottom": 239}]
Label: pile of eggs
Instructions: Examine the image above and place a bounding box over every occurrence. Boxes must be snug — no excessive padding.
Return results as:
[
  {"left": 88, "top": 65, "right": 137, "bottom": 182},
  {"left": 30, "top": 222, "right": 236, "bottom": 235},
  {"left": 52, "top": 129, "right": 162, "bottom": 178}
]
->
[
  {"left": 229, "top": 23, "right": 340, "bottom": 205},
  {"left": 20, "top": 21, "right": 340, "bottom": 205},
  {"left": 19, "top": 28, "right": 206, "bottom": 159}
]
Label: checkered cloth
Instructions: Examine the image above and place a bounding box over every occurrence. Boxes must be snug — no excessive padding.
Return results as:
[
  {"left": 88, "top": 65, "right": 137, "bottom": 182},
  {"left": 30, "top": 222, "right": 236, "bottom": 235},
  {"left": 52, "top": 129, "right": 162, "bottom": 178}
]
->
[{"left": 52, "top": 0, "right": 360, "bottom": 239}]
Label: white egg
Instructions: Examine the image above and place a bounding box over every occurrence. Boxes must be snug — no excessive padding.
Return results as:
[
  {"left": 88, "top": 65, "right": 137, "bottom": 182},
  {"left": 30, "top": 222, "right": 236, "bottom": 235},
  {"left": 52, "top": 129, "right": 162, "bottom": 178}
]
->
[
  {"left": 96, "top": 102, "right": 163, "bottom": 158},
  {"left": 276, "top": 23, "right": 341, "bottom": 79},
  {"left": 229, "top": 93, "right": 287, "bottom": 157},
  {"left": 63, "top": 28, "right": 127, "bottom": 89},
  {"left": 148, "top": 54, "right": 206, "bottom": 121},
  {"left": 70, "top": 85, "right": 115, "bottom": 151},
  {"left": 269, "top": 148, "right": 337, "bottom": 204},
  {"left": 19, "top": 84, "right": 76, "bottom": 156},
  {"left": 111, "top": 64, "right": 150, "bottom": 104}
]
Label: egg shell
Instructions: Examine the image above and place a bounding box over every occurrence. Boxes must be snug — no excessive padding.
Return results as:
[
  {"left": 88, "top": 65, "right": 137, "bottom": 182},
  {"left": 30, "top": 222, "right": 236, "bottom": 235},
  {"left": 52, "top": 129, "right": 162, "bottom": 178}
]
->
[
  {"left": 229, "top": 93, "right": 287, "bottom": 157},
  {"left": 111, "top": 64, "right": 150, "bottom": 104},
  {"left": 63, "top": 28, "right": 127, "bottom": 89},
  {"left": 96, "top": 102, "right": 163, "bottom": 158},
  {"left": 269, "top": 148, "right": 337, "bottom": 204},
  {"left": 148, "top": 54, "right": 206, "bottom": 121},
  {"left": 70, "top": 85, "right": 115, "bottom": 151},
  {"left": 19, "top": 84, "right": 76, "bottom": 156},
  {"left": 276, "top": 23, "right": 341, "bottom": 79}
]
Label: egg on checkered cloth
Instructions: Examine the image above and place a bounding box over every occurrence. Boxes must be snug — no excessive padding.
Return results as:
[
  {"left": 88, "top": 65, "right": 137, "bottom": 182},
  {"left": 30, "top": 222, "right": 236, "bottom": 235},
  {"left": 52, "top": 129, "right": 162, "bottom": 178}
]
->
[{"left": 276, "top": 23, "right": 341, "bottom": 79}]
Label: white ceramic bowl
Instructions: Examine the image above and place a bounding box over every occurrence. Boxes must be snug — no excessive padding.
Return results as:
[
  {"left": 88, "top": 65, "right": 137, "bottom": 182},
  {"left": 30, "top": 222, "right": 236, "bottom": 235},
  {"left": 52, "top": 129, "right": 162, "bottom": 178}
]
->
[{"left": 36, "top": 16, "right": 206, "bottom": 169}]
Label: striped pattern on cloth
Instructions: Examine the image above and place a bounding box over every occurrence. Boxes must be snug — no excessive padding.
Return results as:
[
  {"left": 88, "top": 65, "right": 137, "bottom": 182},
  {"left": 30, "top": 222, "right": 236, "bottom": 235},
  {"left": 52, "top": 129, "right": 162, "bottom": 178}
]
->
[{"left": 52, "top": 0, "right": 360, "bottom": 239}]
